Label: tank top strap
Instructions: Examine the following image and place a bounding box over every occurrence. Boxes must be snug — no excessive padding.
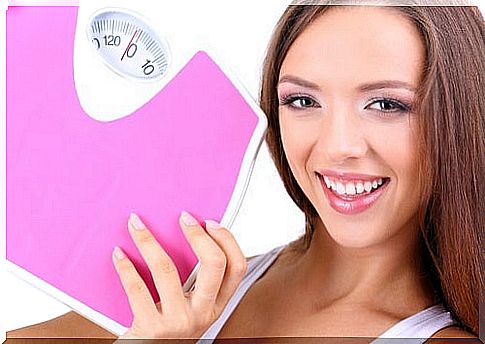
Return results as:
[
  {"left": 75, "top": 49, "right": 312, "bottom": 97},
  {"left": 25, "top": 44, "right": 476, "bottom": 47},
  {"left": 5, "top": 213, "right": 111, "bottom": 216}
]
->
[
  {"left": 198, "top": 245, "right": 286, "bottom": 342},
  {"left": 372, "top": 304, "right": 457, "bottom": 343},
  {"left": 200, "top": 246, "right": 457, "bottom": 343}
]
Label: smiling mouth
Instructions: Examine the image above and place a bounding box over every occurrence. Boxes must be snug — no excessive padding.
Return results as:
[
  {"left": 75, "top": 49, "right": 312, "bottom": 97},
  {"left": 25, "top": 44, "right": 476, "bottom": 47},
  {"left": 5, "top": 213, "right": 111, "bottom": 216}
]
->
[{"left": 316, "top": 171, "right": 391, "bottom": 214}]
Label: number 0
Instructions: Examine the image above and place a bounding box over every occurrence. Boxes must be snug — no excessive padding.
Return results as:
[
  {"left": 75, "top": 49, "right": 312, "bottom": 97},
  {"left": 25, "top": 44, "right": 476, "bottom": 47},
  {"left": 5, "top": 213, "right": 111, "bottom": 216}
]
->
[{"left": 142, "top": 60, "right": 155, "bottom": 75}]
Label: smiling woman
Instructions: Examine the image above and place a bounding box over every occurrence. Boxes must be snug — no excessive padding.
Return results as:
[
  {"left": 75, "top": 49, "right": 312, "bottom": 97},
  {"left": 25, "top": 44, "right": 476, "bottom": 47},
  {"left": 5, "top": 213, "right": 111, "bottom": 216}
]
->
[
  {"left": 259, "top": 3, "right": 483, "bottom": 338},
  {"left": 7, "top": 2, "right": 483, "bottom": 342},
  {"left": 277, "top": 5, "right": 425, "bottom": 246}
]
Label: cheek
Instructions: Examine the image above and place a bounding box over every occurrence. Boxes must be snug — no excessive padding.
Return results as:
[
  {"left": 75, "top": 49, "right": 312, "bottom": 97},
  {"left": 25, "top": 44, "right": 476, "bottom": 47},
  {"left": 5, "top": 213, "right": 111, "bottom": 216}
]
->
[
  {"left": 368, "top": 120, "right": 420, "bottom": 200},
  {"left": 279, "top": 115, "right": 319, "bottom": 189}
]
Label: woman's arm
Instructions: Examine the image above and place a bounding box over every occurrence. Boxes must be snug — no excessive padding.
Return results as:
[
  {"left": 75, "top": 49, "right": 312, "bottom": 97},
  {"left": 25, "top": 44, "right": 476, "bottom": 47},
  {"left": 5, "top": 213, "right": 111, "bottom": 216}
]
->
[
  {"left": 6, "top": 311, "right": 116, "bottom": 339},
  {"left": 430, "top": 326, "right": 477, "bottom": 340},
  {"left": 7, "top": 214, "right": 250, "bottom": 339}
]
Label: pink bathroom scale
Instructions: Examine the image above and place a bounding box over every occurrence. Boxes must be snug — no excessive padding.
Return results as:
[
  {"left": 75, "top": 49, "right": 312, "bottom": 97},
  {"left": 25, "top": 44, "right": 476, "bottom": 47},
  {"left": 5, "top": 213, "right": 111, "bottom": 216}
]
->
[{"left": 6, "top": 5, "right": 267, "bottom": 334}]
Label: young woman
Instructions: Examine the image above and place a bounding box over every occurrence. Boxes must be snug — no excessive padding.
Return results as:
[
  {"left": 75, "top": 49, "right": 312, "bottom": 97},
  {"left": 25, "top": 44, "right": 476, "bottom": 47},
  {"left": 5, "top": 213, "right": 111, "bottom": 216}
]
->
[{"left": 8, "top": 2, "right": 483, "bottom": 342}]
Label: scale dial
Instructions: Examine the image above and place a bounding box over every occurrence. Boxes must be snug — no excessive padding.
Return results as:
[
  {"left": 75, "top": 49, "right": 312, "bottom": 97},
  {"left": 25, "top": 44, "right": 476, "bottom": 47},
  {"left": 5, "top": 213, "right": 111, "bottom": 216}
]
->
[{"left": 87, "top": 9, "right": 170, "bottom": 81}]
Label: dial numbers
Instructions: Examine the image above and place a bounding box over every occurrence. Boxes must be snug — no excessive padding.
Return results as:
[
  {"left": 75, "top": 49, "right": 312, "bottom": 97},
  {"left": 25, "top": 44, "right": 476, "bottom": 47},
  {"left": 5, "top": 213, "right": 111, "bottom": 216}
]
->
[{"left": 87, "top": 10, "right": 170, "bottom": 81}]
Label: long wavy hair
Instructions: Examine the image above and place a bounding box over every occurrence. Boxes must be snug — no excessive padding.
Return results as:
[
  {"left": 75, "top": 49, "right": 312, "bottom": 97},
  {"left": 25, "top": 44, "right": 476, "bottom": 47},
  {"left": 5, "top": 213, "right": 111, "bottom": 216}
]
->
[{"left": 260, "top": 3, "right": 484, "bottom": 335}]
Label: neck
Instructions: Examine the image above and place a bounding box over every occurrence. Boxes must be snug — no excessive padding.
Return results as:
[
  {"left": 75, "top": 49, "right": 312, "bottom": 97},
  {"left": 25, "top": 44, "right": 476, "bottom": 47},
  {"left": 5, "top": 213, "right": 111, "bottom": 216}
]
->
[{"left": 288, "top": 218, "right": 437, "bottom": 316}]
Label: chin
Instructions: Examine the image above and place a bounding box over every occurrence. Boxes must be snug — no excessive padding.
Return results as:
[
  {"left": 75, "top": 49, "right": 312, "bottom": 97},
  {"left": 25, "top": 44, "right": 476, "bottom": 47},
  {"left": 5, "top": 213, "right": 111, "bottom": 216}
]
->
[
  {"left": 317, "top": 207, "right": 419, "bottom": 250},
  {"left": 322, "top": 220, "right": 388, "bottom": 249}
]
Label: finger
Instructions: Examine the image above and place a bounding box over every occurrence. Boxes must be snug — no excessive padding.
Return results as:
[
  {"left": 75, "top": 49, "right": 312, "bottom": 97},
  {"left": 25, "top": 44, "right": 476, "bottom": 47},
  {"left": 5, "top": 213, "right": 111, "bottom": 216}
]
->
[
  {"left": 117, "top": 328, "right": 139, "bottom": 340},
  {"left": 179, "top": 211, "right": 226, "bottom": 310},
  {"left": 202, "top": 220, "right": 247, "bottom": 312},
  {"left": 127, "top": 213, "right": 186, "bottom": 314},
  {"left": 112, "top": 246, "right": 160, "bottom": 321}
]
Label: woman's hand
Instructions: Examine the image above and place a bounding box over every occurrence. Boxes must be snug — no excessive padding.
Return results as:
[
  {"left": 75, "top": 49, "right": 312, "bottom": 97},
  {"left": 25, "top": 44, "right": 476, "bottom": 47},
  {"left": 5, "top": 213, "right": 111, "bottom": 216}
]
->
[{"left": 112, "top": 211, "right": 247, "bottom": 339}]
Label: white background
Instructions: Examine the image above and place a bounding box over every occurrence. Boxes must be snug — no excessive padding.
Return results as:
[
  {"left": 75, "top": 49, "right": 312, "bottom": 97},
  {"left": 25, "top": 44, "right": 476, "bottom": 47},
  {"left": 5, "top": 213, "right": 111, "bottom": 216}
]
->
[{"left": 1, "top": 1, "right": 484, "bottom": 341}]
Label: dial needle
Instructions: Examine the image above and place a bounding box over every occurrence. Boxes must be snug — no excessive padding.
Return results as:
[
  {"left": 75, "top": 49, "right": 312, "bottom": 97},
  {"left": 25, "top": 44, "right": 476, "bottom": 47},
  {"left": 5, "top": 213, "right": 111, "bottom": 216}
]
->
[{"left": 121, "top": 30, "right": 138, "bottom": 61}]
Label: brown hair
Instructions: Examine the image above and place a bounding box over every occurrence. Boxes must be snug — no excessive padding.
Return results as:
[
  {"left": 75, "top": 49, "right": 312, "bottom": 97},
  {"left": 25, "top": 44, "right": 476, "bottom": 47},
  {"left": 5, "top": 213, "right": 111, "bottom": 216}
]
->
[{"left": 260, "top": 3, "right": 484, "bottom": 335}]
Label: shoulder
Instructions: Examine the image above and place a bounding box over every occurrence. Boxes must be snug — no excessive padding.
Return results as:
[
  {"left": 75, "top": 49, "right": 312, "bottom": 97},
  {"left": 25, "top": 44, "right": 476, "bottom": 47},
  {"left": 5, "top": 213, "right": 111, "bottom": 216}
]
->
[
  {"left": 7, "top": 311, "right": 115, "bottom": 339},
  {"left": 245, "top": 245, "right": 286, "bottom": 264},
  {"left": 430, "top": 326, "right": 477, "bottom": 339},
  {"left": 244, "top": 245, "right": 292, "bottom": 270}
]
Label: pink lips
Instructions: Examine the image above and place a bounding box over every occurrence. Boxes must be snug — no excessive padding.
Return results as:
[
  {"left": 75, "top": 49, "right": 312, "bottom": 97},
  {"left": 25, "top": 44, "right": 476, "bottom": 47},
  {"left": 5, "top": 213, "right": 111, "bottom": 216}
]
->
[{"left": 317, "top": 169, "right": 390, "bottom": 215}]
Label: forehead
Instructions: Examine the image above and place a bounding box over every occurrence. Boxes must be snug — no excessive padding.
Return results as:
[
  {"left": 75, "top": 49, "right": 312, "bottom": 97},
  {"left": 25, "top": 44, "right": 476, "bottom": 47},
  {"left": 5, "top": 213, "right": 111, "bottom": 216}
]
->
[{"left": 280, "top": 6, "right": 425, "bottom": 88}]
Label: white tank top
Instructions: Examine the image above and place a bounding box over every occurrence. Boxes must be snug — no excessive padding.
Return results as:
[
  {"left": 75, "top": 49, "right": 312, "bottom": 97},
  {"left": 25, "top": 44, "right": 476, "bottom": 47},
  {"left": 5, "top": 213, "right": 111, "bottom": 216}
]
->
[{"left": 199, "top": 245, "right": 456, "bottom": 343}]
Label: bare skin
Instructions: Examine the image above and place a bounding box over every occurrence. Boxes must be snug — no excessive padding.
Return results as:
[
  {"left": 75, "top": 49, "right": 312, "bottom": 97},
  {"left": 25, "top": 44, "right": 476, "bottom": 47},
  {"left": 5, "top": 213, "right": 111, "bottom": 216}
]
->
[
  {"left": 217, "top": 240, "right": 475, "bottom": 339},
  {"left": 5, "top": 237, "right": 475, "bottom": 340},
  {"left": 7, "top": 312, "right": 115, "bottom": 339},
  {"left": 7, "top": 6, "right": 478, "bottom": 342},
  {"left": 6, "top": 248, "right": 475, "bottom": 341}
]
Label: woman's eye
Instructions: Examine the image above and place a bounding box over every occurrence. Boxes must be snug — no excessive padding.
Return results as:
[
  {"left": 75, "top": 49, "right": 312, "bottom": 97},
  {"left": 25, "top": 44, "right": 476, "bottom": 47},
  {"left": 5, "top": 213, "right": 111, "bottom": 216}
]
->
[
  {"left": 366, "top": 99, "right": 410, "bottom": 113},
  {"left": 279, "top": 95, "right": 320, "bottom": 109}
]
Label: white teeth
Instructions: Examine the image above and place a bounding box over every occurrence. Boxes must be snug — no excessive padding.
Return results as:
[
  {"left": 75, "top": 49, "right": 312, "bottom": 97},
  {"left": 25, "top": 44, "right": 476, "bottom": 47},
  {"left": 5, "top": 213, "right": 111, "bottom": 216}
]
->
[
  {"left": 345, "top": 182, "right": 356, "bottom": 195},
  {"left": 356, "top": 182, "right": 365, "bottom": 194},
  {"left": 322, "top": 175, "right": 386, "bottom": 196},
  {"left": 336, "top": 182, "right": 346, "bottom": 195}
]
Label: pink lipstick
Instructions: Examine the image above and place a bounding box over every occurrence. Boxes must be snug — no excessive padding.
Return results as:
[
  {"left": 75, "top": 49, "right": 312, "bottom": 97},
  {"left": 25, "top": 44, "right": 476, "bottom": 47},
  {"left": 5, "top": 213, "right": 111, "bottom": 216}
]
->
[{"left": 317, "top": 169, "right": 390, "bottom": 215}]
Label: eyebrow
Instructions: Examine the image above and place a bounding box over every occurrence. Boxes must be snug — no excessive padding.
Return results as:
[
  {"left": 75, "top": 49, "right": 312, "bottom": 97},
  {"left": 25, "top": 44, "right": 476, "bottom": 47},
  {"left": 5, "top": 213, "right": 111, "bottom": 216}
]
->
[
  {"left": 278, "top": 75, "right": 321, "bottom": 90},
  {"left": 358, "top": 80, "right": 417, "bottom": 93},
  {"left": 278, "top": 75, "right": 416, "bottom": 93}
]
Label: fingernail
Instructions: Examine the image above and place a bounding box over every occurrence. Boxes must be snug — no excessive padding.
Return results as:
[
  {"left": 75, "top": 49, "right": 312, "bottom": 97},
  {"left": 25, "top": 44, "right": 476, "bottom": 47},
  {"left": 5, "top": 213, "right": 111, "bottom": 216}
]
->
[
  {"left": 204, "top": 219, "right": 220, "bottom": 230},
  {"left": 129, "top": 213, "right": 145, "bottom": 231},
  {"left": 181, "top": 210, "right": 199, "bottom": 226},
  {"left": 113, "top": 246, "right": 126, "bottom": 260}
]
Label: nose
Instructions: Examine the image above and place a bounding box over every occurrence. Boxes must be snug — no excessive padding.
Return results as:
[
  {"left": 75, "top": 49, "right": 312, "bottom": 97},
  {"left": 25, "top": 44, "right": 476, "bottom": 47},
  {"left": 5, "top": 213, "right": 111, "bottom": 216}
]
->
[{"left": 316, "top": 105, "right": 368, "bottom": 164}]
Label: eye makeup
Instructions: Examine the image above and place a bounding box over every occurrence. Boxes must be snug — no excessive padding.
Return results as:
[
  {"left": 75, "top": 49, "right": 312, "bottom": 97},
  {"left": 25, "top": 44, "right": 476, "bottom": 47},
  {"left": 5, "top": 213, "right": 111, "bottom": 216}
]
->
[
  {"left": 277, "top": 80, "right": 417, "bottom": 122},
  {"left": 279, "top": 93, "right": 321, "bottom": 110},
  {"left": 364, "top": 97, "right": 413, "bottom": 117}
]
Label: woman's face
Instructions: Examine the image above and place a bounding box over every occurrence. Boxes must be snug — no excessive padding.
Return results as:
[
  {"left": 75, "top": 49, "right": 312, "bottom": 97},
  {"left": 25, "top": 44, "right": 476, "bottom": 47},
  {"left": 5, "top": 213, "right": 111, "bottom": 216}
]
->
[{"left": 278, "top": 7, "right": 425, "bottom": 248}]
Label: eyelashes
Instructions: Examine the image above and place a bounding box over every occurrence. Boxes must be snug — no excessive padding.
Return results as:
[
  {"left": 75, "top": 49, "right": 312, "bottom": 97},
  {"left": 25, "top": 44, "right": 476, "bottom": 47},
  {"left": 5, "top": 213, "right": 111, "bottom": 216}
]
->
[
  {"left": 364, "top": 97, "right": 412, "bottom": 114},
  {"left": 279, "top": 94, "right": 320, "bottom": 110},
  {"left": 278, "top": 93, "right": 413, "bottom": 116}
]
